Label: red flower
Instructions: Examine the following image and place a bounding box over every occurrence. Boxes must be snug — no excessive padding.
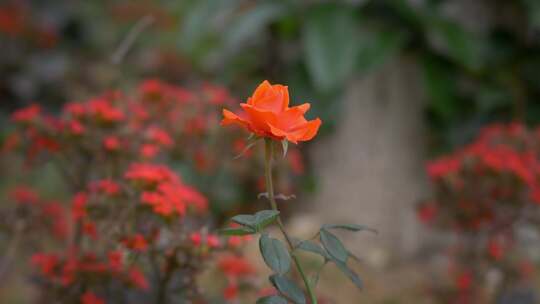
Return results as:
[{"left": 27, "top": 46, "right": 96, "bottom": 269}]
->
[
  {"left": 140, "top": 181, "right": 207, "bottom": 217},
  {"left": 72, "top": 192, "right": 88, "bottom": 220},
  {"left": 87, "top": 98, "right": 125, "bottom": 123},
  {"left": 455, "top": 270, "right": 473, "bottom": 290},
  {"left": 140, "top": 144, "right": 160, "bottom": 159},
  {"left": 417, "top": 203, "right": 437, "bottom": 224},
  {"left": 223, "top": 284, "right": 238, "bottom": 300},
  {"left": 67, "top": 120, "right": 85, "bottom": 135},
  {"left": 122, "top": 234, "right": 148, "bottom": 252},
  {"left": 0, "top": 5, "right": 25, "bottom": 37},
  {"left": 81, "top": 291, "right": 105, "bottom": 304},
  {"left": 103, "top": 136, "right": 121, "bottom": 151},
  {"left": 222, "top": 80, "right": 321, "bottom": 143},
  {"left": 146, "top": 126, "right": 173, "bottom": 147},
  {"left": 12, "top": 104, "right": 41, "bottom": 123},
  {"left": 124, "top": 163, "right": 178, "bottom": 186},
  {"left": 10, "top": 185, "right": 40, "bottom": 204},
  {"left": 207, "top": 234, "right": 220, "bottom": 248},
  {"left": 217, "top": 255, "right": 255, "bottom": 278},
  {"left": 487, "top": 239, "right": 504, "bottom": 261},
  {"left": 108, "top": 251, "right": 123, "bottom": 272},
  {"left": 64, "top": 102, "right": 86, "bottom": 117},
  {"left": 83, "top": 221, "right": 98, "bottom": 240},
  {"left": 89, "top": 179, "right": 120, "bottom": 196},
  {"left": 139, "top": 79, "right": 169, "bottom": 101},
  {"left": 128, "top": 267, "right": 149, "bottom": 290},
  {"left": 190, "top": 232, "right": 202, "bottom": 247},
  {"left": 426, "top": 156, "right": 461, "bottom": 180},
  {"left": 31, "top": 253, "right": 58, "bottom": 277},
  {"left": 41, "top": 201, "right": 69, "bottom": 239},
  {"left": 529, "top": 186, "right": 540, "bottom": 205},
  {"left": 227, "top": 236, "right": 243, "bottom": 247}
]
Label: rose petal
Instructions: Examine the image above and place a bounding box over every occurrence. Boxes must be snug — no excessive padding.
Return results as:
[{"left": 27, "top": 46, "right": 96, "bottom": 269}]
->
[{"left": 287, "top": 118, "right": 322, "bottom": 142}]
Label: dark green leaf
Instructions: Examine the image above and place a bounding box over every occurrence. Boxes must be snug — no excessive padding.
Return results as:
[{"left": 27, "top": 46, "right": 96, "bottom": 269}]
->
[
  {"left": 320, "top": 229, "right": 348, "bottom": 262},
  {"left": 254, "top": 210, "right": 280, "bottom": 230},
  {"left": 260, "top": 234, "right": 291, "bottom": 274},
  {"left": 295, "top": 240, "right": 329, "bottom": 259},
  {"left": 427, "top": 18, "right": 485, "bottom": 70},
  {"left": 524, "top": 0, "right": 540, "bottom": 31},
  {"left": 224, "top": 3, "right": 286, "bottom": 51},
  {"left": 269, "top": 274, "right": 306, "bottom": 304},
  {"left": 357, "top": 28, "right": 408, "bottom": 72},
  {"left": 219, "top": 226, "right": 256, "bottom": 236},
  {"left": 333, "top": 259, "right": 363, "bottom": 290},
  {"left": 322, "top": 224, "right": 377, "bottom": 234},
  {"left": 230, "top": 210, "right": 279, "bottom": 231},
  {"left": 257, "top": 295, "right": 289, "bottom": 304},
  {"left": 421, "top": 55, "right": 458, "bottom": 121},
  {"left": 303, "top": 4, "right": 360, "bottom": 92},
  {"left": 179, "top": 0, "right": 234, "bottom": 53},
  {"left": 230, "top": 214, "right": 257, "bottom": 227}
]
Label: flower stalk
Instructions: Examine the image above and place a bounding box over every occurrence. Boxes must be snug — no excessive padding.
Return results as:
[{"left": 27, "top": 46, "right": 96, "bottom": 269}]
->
[{"left": 264, "top": 138, "right": 317, "bottom": 304}]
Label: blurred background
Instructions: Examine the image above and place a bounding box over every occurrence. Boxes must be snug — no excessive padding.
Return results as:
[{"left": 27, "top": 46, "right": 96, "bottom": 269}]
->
[{"left": 2, "top": 0, "right": 540, "bottom": 303}]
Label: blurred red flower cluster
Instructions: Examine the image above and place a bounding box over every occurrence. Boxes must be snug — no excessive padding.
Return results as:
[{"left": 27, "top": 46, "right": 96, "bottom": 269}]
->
[
  {"left": 1, "top": 79, "right": 306, "bottom": 303},
  {"left": 0, "top": 3, "right": 58, "bottom": 48},
  {"left": 420, "top": 123, "right": 540, "bottom": 303}
]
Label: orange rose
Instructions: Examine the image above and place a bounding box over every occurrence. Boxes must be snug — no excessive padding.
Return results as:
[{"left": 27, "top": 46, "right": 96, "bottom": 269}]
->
[{"left": 221, "top": 80, "right": 321, "bottom": 143}]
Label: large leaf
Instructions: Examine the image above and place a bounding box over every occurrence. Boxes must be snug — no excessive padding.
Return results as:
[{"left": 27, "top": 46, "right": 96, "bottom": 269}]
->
[
  {"left": 426, "top": 17, "right": 486, "bottom": 71},
  {"left": 224, "top": 2, "right": 286, "bottom": 51},
  {"left": 257, "top": 295, "right": 288, "bottom": 304},
  {"left": 524, "top": 0, "right": 540, "bottom": 31},
  {"left": 322, "top": 224, "right": 377, "bottom": 234},
  {"left": 179, "top": 0, "right": 219, "bottom": 52},
  {"left": 357, "top": 28, "right": 408, "bottom": 72},
  {"left": 333, "top": 259, "right": 363, "bottom": 290},
  {"left": 295, "top": 240, "right": 329, "bottom": 259},
  {"left": 269, "top": 274, "right": 306, "bottom": 304},
  {"left": 319, "top": 229, "right": 348, "bottom": 263},
  {"left": 303, "top": 4, "right": 360, "bottom": 92},
  {"left": 421, "top": 54, "right": 459, "bottom": 122},
  {"left": 260, "top": 233, "right": 291, "bottom": 274}
]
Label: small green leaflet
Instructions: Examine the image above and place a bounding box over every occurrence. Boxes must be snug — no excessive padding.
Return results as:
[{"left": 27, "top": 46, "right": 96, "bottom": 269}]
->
[
  {"left": 319, "top": 229, "right": 348, "bottom": 262},
  {"left": 219, "top": 226, "right": 256, "bottom": 236},
  {"left": 295, "top": 240, "right": 329, "bottom": 259},
  {"left": 259, "top": 233, "right": 291, "bottom": 274},
  {"left": 230, "top": 210, "right": 280, "bottom": 232},
  {"left": 332, "top": 259, "right": 363, "bottom": 290},
  {"left": 256, "top": 295, "right": 288, "bottom": 304},
  {"left": 322, "top": 224, "right": 377, "bottom": 234},
  {"left": 269, "top": 274, "right": 306, "bottom": 304}
]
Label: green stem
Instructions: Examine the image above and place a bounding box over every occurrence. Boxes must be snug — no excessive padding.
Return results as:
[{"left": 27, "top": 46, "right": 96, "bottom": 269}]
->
[{"left": 264, "top": 139, "right": 317, "bottom": 304}]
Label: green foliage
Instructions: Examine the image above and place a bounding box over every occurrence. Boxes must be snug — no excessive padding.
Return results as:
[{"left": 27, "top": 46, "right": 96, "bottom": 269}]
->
[
  {"left": 257, "top": 295, "right": 289, "bottom": 304},
  {"left": 319, "top": 229, "right": 348, "bottom": 263},
  {"left": 269, "top": 274, "right": 306, "bottom": 304},
  {"left": 295, "top": 240, "right": 329, "bottom": 259},
  {"left": 219, "top": 226, "right": 256, "bottom": 236},
  {"left": 172, "top": 0, "right": 540, "bottom": 153},
  {"left": 259, "top": 233, "right": 291, "bottom": 275},
  {"left": 333, "top": 259, "right": 363, "bottom": 290},
  {"left": 303, "top": 4, "right": 361, "bottom": 93},
  {"left": 322, "top": 223, "right": 377, "bottom": 233},
  {"left": 230, "top": 210, "right": 280, "bottom": 232}
]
